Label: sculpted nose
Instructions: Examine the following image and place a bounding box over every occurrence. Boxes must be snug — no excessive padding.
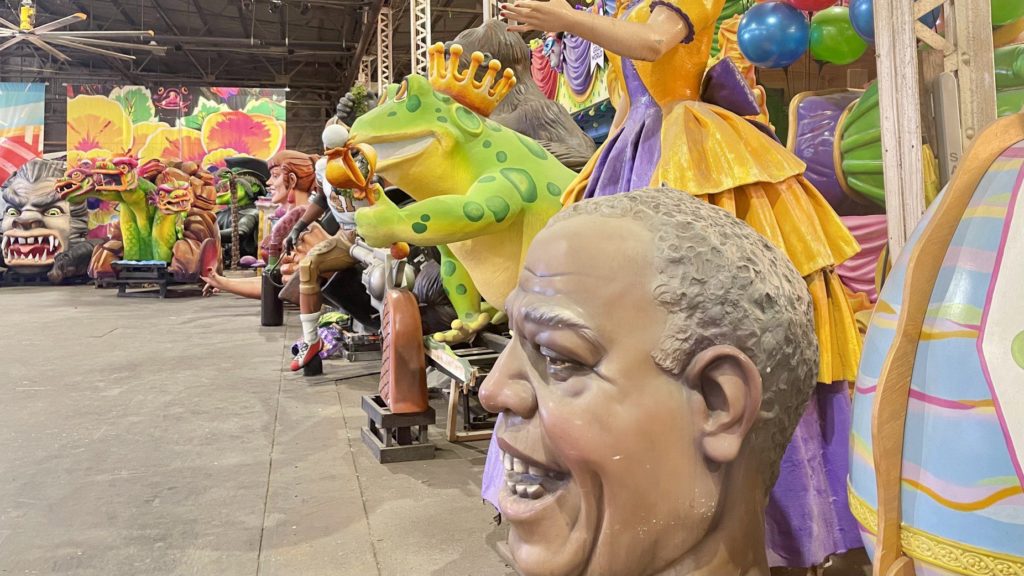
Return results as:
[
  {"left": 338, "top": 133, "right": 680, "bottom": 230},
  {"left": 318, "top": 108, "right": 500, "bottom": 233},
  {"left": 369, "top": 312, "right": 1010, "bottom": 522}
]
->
[
  {"left": 480, "top": 346, "right": 538, "bottom": 419},
  {"left": 14, "top": 213, "right": 44, "bottom": 230}
]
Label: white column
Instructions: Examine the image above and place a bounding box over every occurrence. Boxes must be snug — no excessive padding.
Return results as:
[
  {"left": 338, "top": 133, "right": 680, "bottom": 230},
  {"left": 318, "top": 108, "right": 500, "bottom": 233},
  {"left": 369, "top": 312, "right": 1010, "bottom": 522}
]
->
[
  {"left": 376, "top": 6, "right": 393, "bottom": 88},
  {"left": 410, "top": 0, "right": 432, "bottom": 76}
]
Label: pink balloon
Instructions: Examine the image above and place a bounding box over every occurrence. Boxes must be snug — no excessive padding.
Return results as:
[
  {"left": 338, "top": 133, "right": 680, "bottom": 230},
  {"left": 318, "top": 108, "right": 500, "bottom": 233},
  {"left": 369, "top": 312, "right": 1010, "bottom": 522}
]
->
[{"left": 784, "top": 0, "right": 838, "bottom": 10}]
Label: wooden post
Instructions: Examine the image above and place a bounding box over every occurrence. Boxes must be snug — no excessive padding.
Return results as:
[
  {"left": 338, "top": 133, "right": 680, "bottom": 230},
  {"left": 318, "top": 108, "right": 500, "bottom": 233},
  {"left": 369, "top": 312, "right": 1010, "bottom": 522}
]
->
[
  {"left": 949, "top": 0, "right": 996, "bottom": 146},
  {"left": 874, "top": 0, "right": 927, "bottom": 258}
]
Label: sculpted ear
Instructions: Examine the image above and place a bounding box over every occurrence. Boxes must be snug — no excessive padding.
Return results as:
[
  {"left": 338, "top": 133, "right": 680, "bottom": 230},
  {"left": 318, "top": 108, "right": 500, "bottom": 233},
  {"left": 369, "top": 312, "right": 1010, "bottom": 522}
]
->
[{"left": 684, "top": 345, "right": 762, "bottom": 464}]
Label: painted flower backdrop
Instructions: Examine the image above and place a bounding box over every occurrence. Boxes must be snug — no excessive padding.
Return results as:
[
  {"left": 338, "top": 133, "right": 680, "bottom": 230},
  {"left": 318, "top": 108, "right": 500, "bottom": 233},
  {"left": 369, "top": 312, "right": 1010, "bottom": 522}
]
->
[
  {"left": 67, "top": 86, "right": 286, "bottom": 168},
  {"left": 66, "top": 85, "right": 286, "bottom": 236}
]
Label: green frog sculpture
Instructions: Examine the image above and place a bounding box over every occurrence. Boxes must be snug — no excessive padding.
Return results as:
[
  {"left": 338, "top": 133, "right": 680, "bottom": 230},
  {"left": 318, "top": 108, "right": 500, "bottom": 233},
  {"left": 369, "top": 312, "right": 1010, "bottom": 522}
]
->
[{"left": 325, "top": 43, "right": 577, "bottom": 344}]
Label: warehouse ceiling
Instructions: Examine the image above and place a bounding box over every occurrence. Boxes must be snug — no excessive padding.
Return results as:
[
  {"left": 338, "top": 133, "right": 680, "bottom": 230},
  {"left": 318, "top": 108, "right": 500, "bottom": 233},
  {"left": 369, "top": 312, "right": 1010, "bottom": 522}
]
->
[{"left": 0, "top": 0, "right": 485, "bottom": 151}]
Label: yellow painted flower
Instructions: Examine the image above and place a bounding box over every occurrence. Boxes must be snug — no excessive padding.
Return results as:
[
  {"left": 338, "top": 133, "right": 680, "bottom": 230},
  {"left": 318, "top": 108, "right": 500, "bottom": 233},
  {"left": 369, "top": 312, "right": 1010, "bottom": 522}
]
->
[
  {"left": 67, "top": 95, "right": 132, "bottom": 160},
  {"left": 201, "top": 148, "right": 246, "bottom": 170},
  {"left": 67, "top": 147, "right": 116, "bottom": 167},
  {"left": 138, "top": 126, "right": 205, "bottom": 166},
  {"left": 201, "top": 111, "right": 283, "bottom": 160},
  {"left": 130, "top": 121, "right": 170, "bottom": 157}
]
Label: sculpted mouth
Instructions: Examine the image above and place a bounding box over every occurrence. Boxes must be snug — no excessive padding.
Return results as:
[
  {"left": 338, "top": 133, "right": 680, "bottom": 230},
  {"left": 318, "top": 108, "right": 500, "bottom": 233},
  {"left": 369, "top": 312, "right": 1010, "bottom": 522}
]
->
[
  {"left": 2, "top": 232, "right": 63, "bottom": 264},
  {"left": 502, "top": 449, "right": 570, "bottom": 500},
  {"left": 364, "top": 135, "right": 434, "bottom": 165},
  {"left": 92, "top": 172, "right": 126, "bottom": 189}
]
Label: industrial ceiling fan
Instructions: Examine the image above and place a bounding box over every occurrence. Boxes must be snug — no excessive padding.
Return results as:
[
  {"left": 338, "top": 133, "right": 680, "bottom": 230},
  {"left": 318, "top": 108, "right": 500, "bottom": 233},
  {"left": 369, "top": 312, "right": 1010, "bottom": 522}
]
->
[{"left": 0, "top": 0, "right": 166, "bottom": 61}]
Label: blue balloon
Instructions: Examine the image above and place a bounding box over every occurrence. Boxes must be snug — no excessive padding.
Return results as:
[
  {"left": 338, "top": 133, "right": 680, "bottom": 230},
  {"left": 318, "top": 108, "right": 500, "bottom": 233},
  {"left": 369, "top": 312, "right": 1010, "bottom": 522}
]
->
[
  {"left": 738, "top": 2, "right": 810, "bottom": 69},
  {"left": 849, "top": 0, "right": 874, "bottom": 42},
  {"left": 850, "top": 0, "right": 940, "bottom": 44}
]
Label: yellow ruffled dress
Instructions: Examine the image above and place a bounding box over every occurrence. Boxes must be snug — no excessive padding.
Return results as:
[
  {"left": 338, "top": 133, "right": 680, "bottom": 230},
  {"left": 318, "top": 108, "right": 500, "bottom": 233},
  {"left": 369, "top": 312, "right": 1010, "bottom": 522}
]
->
[{"left": 562, "top": 0, "right": 862, "bottom": 383}]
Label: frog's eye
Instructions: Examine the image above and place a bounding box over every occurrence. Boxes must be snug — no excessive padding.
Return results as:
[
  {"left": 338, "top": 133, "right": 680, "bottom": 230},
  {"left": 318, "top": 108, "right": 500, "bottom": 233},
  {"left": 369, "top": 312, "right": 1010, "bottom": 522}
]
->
[{"left": 395, "top": 80, "right": 408, "bottom": 102}]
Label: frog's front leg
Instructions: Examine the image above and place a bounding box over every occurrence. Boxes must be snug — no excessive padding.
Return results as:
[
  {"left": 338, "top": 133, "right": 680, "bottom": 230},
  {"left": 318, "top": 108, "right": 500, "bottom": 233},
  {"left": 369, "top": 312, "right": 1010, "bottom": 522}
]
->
[
  {"left": 356, "top": 176, "right": 523, "bottom": 248},
  {"left": 434, "top": 245, "right": 490, "bottom": 344}
]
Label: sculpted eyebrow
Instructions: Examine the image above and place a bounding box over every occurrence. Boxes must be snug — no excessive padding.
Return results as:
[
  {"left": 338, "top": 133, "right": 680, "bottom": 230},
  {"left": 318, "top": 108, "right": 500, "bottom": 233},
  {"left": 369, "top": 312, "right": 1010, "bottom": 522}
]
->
[
  {"left": 521, "top": 305, "right": 604, "bottom": 352},
  {"left": 522, "top": 306, "right": 589, "bottom": 330}
]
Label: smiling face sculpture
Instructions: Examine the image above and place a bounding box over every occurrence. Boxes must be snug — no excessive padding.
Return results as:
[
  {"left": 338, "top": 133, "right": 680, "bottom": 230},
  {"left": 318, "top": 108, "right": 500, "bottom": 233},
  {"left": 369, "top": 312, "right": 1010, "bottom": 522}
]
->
[
  {"left": 479, "top": 188, "right": 819, "bottom": 576},
  {"left": 1, "top": 159, "right": 84, "bottom": 273}
]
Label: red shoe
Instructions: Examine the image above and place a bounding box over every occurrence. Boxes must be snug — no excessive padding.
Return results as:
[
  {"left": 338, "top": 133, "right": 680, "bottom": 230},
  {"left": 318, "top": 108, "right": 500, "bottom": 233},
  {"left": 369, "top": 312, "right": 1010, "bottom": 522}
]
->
[{"left": 290, "top": 339, "right": 323, "bottom": 371}]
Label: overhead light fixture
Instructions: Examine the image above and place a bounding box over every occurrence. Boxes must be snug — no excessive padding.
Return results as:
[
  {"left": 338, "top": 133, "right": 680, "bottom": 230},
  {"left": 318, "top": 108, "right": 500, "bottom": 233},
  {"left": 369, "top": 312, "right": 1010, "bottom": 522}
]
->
[
  {"left": 0, "top": 0, "right": 166, "bottom": 61},
  {"left": 300, "top": 2, "right": 311, "bottom": 15},
  {"left": 269, "top": 0, "right": 283, "bottom": 14}
]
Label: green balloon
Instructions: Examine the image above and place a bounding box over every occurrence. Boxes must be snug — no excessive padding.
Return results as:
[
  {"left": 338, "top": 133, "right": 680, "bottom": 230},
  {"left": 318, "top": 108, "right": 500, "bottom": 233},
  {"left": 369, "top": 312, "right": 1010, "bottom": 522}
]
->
[
  {"left": 810, "top": 6, "right": 868, "bottom": 66},
  {"left": 993, "top": 0, "right": 1024, "bottom": 27}
]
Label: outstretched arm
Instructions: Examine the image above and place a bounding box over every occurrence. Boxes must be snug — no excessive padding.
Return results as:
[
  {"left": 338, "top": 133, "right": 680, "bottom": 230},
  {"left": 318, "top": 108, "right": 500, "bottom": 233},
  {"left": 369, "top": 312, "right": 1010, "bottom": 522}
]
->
[
  {"left": 356, "top": 178, "right": 525, "bottom": 248},
  {"left": 501, "top": 0, "right": 696, "bottom": 62}
]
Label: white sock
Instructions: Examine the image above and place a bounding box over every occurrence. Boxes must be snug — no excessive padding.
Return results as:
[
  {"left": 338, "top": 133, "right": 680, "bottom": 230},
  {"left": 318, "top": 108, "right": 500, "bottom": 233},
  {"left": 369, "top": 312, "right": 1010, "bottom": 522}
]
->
[{"left": 299, "top": 312, "right": 321, "bottom": 344}]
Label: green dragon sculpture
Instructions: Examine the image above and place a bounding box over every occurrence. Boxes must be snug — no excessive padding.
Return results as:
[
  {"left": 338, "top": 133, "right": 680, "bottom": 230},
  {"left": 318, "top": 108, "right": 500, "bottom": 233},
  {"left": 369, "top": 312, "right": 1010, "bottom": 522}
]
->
[
  {"left": 326, "top": 45, "right": 577, "bottom": 343},
  {"left": 56, "top": 157, "right": 159, "bottom": 261},
  {"left": 56, "top": 158, "right": 221, "bottom": 281}
]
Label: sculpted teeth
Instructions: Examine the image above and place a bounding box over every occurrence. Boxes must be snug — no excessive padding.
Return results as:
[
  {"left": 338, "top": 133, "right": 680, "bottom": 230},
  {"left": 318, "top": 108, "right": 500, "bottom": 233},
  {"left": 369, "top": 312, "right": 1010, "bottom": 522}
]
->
[{"left": 502, "top": 451, "right": 566, "bottom": 500}]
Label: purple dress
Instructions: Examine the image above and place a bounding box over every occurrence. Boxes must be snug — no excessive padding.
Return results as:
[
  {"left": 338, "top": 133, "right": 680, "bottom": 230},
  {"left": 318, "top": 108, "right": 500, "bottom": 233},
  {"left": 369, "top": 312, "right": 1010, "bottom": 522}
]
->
[{"left": 582, "top": 57, "right": 664, "bottom": 198}]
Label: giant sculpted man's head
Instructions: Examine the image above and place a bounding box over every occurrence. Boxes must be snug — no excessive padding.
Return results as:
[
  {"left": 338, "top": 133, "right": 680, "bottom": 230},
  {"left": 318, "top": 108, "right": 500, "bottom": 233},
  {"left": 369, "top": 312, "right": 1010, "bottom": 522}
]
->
[{"left": 480, "top": 189, "right": 818, "bottom": 576}]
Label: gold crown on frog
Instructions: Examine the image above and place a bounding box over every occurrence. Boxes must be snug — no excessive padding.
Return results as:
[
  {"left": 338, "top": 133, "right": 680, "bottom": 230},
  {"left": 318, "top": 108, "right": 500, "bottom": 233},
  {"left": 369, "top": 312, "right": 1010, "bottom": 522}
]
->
[{"left": 427, "top": 42, "right": 516, "bottom": 117}]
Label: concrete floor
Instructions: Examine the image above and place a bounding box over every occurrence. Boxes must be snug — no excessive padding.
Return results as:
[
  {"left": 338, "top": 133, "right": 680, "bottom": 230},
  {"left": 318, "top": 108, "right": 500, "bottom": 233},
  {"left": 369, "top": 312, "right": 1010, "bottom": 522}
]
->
[
  {"left": 0, "top": 285, "right": 871, "bottom": 576},
  {"left": 0, "top": 286, "right": 513, "bottom": 576}
]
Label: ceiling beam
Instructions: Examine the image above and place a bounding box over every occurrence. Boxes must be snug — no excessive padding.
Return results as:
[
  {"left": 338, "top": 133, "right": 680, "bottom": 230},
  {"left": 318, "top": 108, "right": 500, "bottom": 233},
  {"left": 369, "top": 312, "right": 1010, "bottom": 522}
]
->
[
  {"left": 144, "top": 0, "right": 207, "bottom": 76},
  {"left": 340, "top": 0, "right": 385, "bottom": 91}
]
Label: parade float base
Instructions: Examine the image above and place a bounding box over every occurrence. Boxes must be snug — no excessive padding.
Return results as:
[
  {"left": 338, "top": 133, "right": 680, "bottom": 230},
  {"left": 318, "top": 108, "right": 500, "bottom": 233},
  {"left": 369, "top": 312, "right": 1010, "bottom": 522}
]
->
[
  {"left": 109, "top": 261, "right": 197, "bottom": 298},
  {"left": 360, "top": 394, "right": 436, "bottom": 464}
]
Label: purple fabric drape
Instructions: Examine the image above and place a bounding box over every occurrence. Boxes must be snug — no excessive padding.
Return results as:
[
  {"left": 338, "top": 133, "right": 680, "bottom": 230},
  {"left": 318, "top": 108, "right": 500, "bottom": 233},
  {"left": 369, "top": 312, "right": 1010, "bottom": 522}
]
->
[{"left": 561, "top": 33, "right": 596, "bottom": 95}]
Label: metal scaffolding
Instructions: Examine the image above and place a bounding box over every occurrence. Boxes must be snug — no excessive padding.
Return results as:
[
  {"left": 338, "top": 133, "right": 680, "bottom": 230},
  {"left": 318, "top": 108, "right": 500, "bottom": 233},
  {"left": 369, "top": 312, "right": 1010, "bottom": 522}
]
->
[
  {"left": 357, "top": 55, "right": 374, "bottom": 87},
  {"left": 377, "top": 6, "right": 393, "bottom": 88},
  {"left": 409, "top": 0, "right": 432, "bottom": 76}
]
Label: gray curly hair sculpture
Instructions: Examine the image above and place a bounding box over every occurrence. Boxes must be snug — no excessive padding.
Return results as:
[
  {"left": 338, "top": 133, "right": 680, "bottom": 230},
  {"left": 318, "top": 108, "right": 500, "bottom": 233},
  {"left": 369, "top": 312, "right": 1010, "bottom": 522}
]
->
[{"left": 550, "top": 188, "right": 819, "bottom": 486}]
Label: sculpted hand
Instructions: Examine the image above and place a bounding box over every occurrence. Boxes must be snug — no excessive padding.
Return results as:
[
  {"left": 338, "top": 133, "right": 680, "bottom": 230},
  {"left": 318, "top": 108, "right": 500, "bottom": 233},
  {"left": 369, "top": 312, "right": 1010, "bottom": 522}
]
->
[
  {"left": 354, "top": 191, "right": 403, "bottom": 248},
  {"left": 500, "top": 0, "right": 576, "bottom": 33},
  {"left": 283, "top": 227, "right": 303, "bottom": 255}
]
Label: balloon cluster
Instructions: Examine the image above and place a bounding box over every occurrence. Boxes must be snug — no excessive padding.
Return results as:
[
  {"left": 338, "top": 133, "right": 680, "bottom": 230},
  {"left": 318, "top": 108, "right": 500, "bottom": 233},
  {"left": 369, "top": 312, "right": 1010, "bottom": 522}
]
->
[{"left": 738, "top": 0, "right": 951, "bottom": 69}]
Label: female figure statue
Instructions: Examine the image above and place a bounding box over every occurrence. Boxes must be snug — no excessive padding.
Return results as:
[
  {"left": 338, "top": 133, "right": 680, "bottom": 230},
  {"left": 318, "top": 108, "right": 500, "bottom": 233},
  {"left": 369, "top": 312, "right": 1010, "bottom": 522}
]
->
[{"left": 500, "top": 0, "right": 860, "bottom": 384}]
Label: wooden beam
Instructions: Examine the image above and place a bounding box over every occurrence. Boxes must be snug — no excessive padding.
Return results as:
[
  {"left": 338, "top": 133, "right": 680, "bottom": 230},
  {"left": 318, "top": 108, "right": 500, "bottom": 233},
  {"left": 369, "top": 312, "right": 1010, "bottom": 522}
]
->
[
  {"left": 951, "top": 0, "right": 996, "bottom": 146},
  {"left": 873, "top": 0, "right": 926, "bottom": 259}
]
